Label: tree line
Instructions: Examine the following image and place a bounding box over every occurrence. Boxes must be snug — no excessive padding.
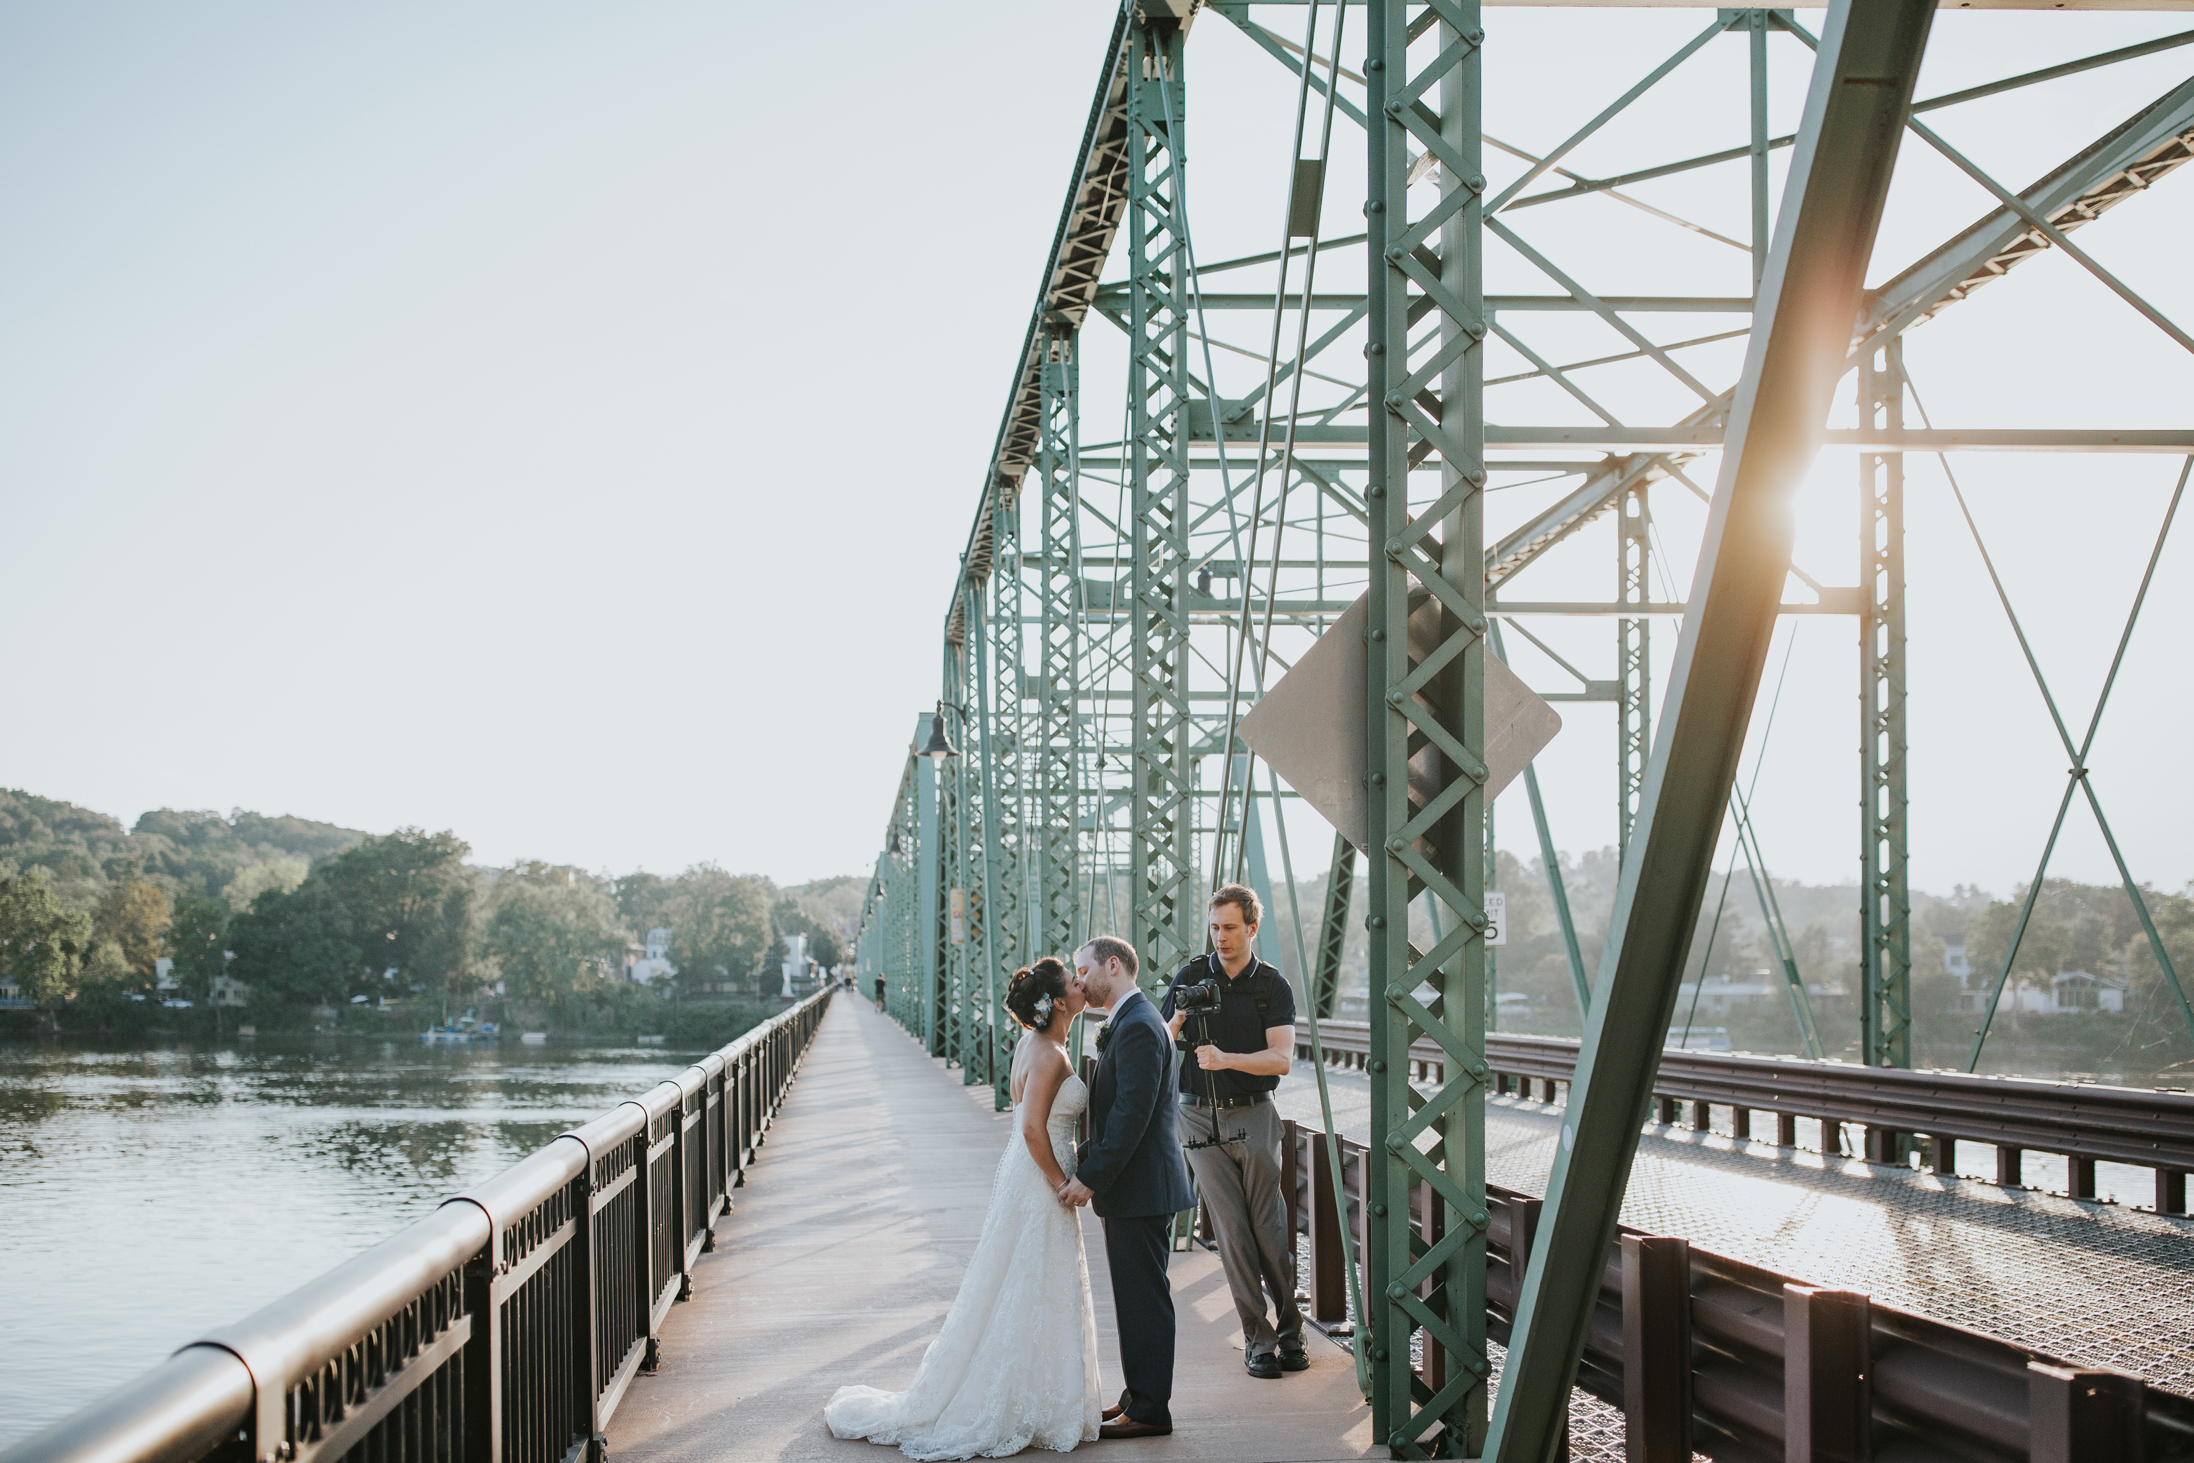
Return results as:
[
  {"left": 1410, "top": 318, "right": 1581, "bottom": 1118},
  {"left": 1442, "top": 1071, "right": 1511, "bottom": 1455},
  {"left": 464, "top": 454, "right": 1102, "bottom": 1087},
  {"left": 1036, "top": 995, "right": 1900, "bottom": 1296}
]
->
[{"left": 0, "top": 788, "right": 851, "bottom": 1027}]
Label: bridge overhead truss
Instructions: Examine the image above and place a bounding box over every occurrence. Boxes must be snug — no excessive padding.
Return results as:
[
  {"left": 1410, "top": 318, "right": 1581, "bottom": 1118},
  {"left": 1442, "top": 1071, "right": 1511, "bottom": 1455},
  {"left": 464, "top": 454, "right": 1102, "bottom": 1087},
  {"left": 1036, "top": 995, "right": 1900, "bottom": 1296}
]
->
[{"left": 858, "top": 2, "right": 2194, "bottom": 1457}]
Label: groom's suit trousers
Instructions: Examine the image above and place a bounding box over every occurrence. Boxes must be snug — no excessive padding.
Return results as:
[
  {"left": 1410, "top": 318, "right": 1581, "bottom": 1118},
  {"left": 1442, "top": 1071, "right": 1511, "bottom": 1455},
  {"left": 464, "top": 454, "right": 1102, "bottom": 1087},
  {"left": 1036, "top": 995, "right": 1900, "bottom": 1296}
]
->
[{"left": 1102, "top": 1214, "right": 1176, "bottom": 1428}]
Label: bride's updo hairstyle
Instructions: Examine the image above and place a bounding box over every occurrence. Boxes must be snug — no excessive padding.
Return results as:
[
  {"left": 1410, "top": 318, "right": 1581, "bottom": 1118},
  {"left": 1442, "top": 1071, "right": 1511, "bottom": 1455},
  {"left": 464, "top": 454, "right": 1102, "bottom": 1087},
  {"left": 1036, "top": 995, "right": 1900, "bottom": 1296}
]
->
[{"left": 1005, "top": 956, "right": 1071, "bottom": 1031}]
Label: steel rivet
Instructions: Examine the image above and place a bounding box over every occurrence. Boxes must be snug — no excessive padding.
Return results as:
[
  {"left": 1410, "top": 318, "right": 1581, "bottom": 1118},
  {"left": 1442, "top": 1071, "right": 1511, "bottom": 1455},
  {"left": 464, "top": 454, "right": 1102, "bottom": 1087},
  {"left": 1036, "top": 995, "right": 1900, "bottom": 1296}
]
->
[
  {"left": 1369, "top": 915, "right": 1387, "bottom": 929},
  {"left": 1387, "top": 837, "right": 1404, "bottom": 853},
  {"left": 1388, "top": 1282, "right": 1406, "bottom": 1299},
  {"left": 1388, "top": 689, "right": 1405, "bottom": 704}
]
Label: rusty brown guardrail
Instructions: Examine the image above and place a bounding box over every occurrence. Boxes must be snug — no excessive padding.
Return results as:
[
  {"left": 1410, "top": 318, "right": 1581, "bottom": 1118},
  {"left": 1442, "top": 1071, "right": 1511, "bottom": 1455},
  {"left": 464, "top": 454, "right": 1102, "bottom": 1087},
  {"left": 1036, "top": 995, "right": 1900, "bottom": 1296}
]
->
[
  {"left": 1278, "top": 1119, "right": 2194, "bottom": 1463},
  {"left": 1299, "top": 1020, "right": 2194, "bottom": 1214},
  {"left": 0, "top": 986, "right": 835, "bottom": 1463}
]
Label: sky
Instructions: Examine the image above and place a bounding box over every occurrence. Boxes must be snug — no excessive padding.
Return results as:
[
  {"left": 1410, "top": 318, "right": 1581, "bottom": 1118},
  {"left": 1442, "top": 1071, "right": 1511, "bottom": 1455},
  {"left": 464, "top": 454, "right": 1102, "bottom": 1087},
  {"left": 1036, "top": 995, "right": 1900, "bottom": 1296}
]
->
[{"left": 2, "top": 3, "right": 2189, "bottom": 903}]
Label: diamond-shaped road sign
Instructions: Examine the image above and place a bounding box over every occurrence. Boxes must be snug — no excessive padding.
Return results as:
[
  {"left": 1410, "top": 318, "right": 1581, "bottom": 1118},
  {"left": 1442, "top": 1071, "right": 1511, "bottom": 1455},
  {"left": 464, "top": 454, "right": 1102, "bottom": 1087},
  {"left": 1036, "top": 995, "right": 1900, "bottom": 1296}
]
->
[{"left": 1238, "top": 593, "right": 1563, "bottom": 853}]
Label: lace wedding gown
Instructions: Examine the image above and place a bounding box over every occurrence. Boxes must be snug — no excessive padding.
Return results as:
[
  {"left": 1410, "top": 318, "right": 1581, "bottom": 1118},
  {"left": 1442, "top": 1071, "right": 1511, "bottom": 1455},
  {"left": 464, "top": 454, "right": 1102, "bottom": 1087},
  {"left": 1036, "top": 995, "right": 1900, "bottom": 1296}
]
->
[{"left": 825, "top": 1063, "right": 1102, "bottom": 1459}]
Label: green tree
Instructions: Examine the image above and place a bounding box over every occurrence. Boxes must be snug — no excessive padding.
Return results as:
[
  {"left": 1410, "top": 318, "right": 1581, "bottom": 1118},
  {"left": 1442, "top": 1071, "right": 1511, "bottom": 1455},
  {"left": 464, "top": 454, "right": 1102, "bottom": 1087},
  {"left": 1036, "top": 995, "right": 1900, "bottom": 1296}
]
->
[
  {"left": 170, "top": 896, "right": 235, "bottom": 1032},
  {"left": 320, "top": 829, "right": 480, "bottom": 1006},
  {"left": 93, "top": 878, "right": 173, "bottom": 987},
  {"left": 0, "top": 870, "right": 93, "bottom": 1007},
  {"left": 482, "top": 864, "right": 628, "bottom": 1015},
  {"left": 226, "top": 878, "right": 362, "bottom": 1006},
  {"left": 808, "top": 925, "right": 844, "bottom": 971},
  {"left": 666, "top": 865, "right": 771, "bottom": 996},
  {"left": 616, "top": 871, "right": 676, "bottom": 945}
]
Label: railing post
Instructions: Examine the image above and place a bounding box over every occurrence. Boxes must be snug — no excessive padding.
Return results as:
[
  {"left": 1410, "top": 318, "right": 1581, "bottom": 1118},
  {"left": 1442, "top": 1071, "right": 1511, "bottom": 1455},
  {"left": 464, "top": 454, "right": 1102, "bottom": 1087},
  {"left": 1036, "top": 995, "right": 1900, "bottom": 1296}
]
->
[
  {"left": 1998, "top": 1145, "right": 2024, "bottom": 1187},
  {"left": 672, "top": 1099, "right": 694, "bottom": 1302},
  {"left": 634, "top": 1126, "right": 658, "bottom": 1372},
  {"left": 1783, "top": 1285, "right": 1871, "bottom": 1463},
  {"left": 2069, "top": 1155, "right": 2097, "bottom": 1200},
  {"left": 2158, "top": 1167, "right": 2187, "bottom": 1216},
  {"left": 1621, "top": 1235, "right": 1691, "bottom": 1463},
  {"left": 461, "top": 1237, "right": 502, "bottom": 1463},
  {"left": 574, "top": 1166, "right": 607, "bottom": 1463},
  {"left": 1309, "top": 1130, "right": 1347, "bottom": 1324},
  {"left": 2028, "top": 1362, "right": 2145, "bottom": 1463},
  {"left": 1930, "top": 1134, "right": 1957, "bottom": 1177},
  {"left": 1777, "top": 1112, "right": 1798, "bottom": 1147}
]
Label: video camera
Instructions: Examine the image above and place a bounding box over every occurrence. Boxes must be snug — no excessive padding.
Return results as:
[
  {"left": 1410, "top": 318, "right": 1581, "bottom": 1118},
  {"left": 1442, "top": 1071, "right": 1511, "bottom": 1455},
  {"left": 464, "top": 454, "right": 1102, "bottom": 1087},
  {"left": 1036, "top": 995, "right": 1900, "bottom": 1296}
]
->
[{"left": 1171, "top": 975, "right": 1222, "bottom": 1044}]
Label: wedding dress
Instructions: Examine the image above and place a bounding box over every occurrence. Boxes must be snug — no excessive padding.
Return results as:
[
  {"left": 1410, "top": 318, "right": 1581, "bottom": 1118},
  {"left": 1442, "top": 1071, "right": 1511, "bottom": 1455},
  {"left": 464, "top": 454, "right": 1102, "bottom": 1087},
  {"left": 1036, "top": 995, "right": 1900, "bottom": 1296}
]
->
[{"left": 825, "top": 1060, "right": 1102, "bottom": 1458}]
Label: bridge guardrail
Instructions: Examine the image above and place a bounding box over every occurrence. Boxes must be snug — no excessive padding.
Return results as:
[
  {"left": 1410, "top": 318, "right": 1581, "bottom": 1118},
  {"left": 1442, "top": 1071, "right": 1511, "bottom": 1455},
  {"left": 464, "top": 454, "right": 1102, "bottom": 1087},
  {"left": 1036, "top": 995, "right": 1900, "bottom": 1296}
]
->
[
  {"left": 0, "top": 986, "right": 835, "bottom": 1463},
  {"left": 1299, "top": 1020, "right": 2194, "bottom": 1213},
  {"left": 1280, "top": 1119, "right": 2194, "bottom": 1463}
]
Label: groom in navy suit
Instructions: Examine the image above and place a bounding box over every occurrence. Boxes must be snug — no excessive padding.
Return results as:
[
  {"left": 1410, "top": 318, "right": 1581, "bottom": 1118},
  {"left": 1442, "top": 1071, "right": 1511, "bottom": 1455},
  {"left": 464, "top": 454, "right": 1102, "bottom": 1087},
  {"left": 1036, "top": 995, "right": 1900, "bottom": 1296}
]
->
[{"left": 1061, "top": 935, "right": 1194, "bottom": 1440}]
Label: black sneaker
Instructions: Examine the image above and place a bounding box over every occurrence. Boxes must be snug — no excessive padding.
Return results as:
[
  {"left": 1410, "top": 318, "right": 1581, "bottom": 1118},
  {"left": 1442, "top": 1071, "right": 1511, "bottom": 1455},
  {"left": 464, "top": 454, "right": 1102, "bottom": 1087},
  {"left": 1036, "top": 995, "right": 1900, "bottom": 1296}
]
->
[
  {"left": 1278, "top": 1346, "right": 1310, "bottom": 1372},
  {"left": 1245, "top": 1352, "right": 1283, "bottom": 1380}
]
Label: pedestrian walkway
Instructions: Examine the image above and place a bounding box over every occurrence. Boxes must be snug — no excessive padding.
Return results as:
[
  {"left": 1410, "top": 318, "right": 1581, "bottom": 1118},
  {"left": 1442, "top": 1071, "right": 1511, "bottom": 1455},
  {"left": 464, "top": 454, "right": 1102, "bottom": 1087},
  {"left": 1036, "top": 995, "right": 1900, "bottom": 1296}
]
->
[{"left": 606, "top": 999, "right": 1377, "bottom": 1463}]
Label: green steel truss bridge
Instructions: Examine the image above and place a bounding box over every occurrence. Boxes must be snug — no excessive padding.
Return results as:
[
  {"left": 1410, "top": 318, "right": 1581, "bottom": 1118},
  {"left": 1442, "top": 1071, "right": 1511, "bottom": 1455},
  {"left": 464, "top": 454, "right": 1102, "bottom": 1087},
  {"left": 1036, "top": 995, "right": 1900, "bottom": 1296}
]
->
[
  {"left": 852, "top": 0, "right": 2194, "bottom": 1456},
  {"left": 10, "top": 6, "right": 2194, "bottom": 1463}
]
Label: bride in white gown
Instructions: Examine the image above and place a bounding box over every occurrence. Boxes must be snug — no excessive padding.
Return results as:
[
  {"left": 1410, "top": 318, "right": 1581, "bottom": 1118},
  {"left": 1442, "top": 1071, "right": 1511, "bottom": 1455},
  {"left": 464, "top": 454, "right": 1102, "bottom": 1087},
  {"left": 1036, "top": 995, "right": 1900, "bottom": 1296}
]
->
[{"left": 826, "top": 957, "right": 1103, "bottom": 1459}]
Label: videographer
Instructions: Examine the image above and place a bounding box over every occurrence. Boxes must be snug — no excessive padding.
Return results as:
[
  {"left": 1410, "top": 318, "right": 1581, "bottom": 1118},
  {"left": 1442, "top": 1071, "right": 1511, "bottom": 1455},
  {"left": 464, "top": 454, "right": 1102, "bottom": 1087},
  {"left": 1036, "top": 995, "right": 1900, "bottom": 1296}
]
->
[{"left": 1160, "top": 884, "right": 1305, "bottom": 1380}]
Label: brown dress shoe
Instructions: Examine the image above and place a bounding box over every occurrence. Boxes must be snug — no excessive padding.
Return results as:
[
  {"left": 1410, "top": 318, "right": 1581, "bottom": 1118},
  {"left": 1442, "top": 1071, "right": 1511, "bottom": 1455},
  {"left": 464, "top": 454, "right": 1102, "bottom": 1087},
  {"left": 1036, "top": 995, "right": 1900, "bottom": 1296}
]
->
[
  {"left": 1102, "top": 1403, "right": 1127, "bottom": 1422},
  {"left": 1098, "top": 1417, "right": 1173, "bottom": 1439}
]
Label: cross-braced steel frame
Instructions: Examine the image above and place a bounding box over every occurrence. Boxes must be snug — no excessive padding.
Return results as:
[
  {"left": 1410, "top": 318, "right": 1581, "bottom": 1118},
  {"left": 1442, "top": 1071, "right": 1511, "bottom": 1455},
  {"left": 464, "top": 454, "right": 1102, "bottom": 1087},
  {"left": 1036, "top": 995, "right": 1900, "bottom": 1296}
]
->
[{"left": 854, "top": 2, "right": 2194, "bottom": 1455}]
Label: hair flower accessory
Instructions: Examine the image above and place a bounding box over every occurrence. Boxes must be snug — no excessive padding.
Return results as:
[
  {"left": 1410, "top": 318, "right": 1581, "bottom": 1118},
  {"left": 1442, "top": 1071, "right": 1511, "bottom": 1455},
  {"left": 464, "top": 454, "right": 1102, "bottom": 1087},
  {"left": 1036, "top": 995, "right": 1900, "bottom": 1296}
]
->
[{"left": 1032, "top": 994, "right": 1056, "bottom": 1024}]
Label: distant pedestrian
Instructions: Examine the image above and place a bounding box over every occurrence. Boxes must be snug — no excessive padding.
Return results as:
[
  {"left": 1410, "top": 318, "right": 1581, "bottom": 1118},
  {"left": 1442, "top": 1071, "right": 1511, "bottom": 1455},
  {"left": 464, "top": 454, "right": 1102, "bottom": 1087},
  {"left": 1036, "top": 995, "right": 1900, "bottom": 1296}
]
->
[{"left": 873, "top": 974, "right": 886, "bottom": 1012}]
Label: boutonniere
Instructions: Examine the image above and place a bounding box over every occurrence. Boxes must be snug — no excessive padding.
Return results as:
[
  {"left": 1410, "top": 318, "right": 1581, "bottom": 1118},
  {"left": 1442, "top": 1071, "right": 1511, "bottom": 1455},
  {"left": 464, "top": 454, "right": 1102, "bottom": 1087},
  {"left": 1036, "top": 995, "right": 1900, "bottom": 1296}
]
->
[{"left": 1094, "top": 1020, "right": 1112, "bottom": 1052}]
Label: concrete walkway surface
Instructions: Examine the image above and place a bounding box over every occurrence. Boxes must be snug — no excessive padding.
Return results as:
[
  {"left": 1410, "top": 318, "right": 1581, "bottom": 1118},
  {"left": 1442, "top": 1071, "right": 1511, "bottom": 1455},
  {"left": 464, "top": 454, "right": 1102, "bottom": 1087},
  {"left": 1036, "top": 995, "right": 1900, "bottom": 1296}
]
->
[{"left": 606, "top": 999, "right": 1376, "bottom": 1463}]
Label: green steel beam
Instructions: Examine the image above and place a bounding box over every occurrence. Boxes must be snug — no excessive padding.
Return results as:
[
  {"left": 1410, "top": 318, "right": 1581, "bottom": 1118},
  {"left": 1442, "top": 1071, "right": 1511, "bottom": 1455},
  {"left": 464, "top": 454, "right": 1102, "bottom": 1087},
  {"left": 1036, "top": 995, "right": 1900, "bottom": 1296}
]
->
[
  {"left": 1037, "top": 328, "right": 1084, "bottom": 967},
  {"left": 1127, "top": 11, "right": 1198, "bottom": 997},
  {"left": 982, "top": 483, "right": 1024, "bottom": 1109},
  {"left": 1486, "top": 5, "right": 1934, "bottom": 1457},
  {"left": 1367, "top": 0, "right": 1489, "bottom": 1453},
  {"left": 913, "top": 720, "right": 944, "bottom": 1049},
  {"left": 1859, "top": 340, "right": 1912, "bottom": 1070},
  {"left": 1614, "top": 482, "right": 1650, "bottom": 860},
  {"left": 1313, "top": 831, "right": 1354, "bottom": 1020}
]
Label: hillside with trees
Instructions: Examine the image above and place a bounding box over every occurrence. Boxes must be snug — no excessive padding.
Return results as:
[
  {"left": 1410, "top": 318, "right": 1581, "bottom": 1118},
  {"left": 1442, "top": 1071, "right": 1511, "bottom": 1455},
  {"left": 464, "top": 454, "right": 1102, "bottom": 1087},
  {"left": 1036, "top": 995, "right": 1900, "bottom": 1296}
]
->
[{"left": 0, "top": 786, "right": 860, "bottom": 1041}]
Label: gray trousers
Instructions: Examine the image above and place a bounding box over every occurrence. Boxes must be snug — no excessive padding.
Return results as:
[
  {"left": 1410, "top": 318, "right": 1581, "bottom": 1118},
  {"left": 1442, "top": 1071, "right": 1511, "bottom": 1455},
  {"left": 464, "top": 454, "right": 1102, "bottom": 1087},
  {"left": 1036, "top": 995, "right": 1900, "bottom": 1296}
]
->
[{"left": 1179, "top": 1097, "right": 1303, "bottom": 1359}]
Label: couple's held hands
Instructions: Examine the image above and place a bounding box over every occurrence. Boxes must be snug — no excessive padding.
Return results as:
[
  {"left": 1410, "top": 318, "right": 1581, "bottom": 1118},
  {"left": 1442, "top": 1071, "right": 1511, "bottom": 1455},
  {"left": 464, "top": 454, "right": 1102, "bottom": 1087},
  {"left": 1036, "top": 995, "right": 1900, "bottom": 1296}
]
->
[{"left": 1057, "top": 1176, "right": 1094, "bottom": 1208}]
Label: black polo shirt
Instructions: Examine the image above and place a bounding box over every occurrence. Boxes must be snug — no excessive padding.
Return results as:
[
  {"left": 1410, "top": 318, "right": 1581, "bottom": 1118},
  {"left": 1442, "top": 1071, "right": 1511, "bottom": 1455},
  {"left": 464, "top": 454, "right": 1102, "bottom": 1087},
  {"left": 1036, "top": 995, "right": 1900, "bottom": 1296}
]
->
[{"left": 1159, "top": 953, "right": 1298, "bottom": 1102}]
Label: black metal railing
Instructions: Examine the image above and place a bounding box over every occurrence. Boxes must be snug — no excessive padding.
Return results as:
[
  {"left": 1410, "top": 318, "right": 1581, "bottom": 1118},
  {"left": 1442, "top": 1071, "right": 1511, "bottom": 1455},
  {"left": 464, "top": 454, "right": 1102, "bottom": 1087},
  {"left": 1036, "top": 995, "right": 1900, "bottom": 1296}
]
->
[
  {"left": 0, "top": 987, "right": 833, "bottom": 1463},
  {"left": 1300, "top": 1021, "right": 2194, "bottom": 1214},
  {"left": 1279, "top": 1118, "right": 2194, "bottom": 1463}
]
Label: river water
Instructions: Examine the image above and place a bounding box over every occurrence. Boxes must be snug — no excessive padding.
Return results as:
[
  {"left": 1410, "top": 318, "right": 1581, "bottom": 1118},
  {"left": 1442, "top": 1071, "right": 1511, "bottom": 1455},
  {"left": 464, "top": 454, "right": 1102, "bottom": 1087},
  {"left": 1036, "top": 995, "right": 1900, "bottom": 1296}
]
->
[{"left": 0, "top": 1035, "right": 721, "bottom": 1447}]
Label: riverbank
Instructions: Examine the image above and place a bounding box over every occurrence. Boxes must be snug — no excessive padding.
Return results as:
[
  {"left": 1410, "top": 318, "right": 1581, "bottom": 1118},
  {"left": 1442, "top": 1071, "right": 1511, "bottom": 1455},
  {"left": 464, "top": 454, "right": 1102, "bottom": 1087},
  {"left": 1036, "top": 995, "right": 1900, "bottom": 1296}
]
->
[{"left": 0, "top": 991, "right": 799, "bottom": 1049}]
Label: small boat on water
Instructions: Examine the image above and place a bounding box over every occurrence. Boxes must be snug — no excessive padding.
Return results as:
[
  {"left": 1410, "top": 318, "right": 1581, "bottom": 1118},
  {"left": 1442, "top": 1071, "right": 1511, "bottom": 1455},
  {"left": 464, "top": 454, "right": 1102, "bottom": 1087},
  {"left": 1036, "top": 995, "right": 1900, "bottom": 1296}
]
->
[
  {"left": 520, "top": 1031, "right": 548, "bottom": 1045},
  {"left": 422, "top": 1022, "right": 499, "bottom": 1043}
]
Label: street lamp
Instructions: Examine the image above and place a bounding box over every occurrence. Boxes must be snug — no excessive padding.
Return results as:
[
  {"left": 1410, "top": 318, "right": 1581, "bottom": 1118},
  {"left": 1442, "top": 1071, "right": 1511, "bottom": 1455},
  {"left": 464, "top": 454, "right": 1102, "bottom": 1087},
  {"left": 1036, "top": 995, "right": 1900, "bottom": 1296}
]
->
[{"left": 920, "top": 705, "right": 957, "bottom": 768}]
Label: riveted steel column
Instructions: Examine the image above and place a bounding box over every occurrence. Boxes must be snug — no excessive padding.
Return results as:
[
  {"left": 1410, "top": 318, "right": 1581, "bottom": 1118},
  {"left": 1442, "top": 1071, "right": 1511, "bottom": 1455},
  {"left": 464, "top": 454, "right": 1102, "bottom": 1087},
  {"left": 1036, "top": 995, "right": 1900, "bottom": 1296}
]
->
[
  {"left": 982, "top": 492, "right": 1023, "bottom": 1108},
  {"left": 938, "top": 679, "right": 968, "bottom": 1068},
  {"left": 1314, "top": 832, "right": 1355, "bottom": 1020},
  {"left": 1368, "top": 0, "right": 1489, "bottom": 1453},
  {"left": 1127, "top": 10, "right": 1197, "bottom": 997},
  {"left": 1860, "top": 340, "right": 1911, "bottom": 1070},
  {"left": 1616, "top": 484, "right": 1651, "bottom": 860},
  {"left": 914, "top": 715, "right": 945, "bottom": 1055},
  {"left": 1486, "top": 7, "right": 1933, "bottom": 1458},
  {"left": 1038, "top": 328, "right": 1083, "bottom": 966}
]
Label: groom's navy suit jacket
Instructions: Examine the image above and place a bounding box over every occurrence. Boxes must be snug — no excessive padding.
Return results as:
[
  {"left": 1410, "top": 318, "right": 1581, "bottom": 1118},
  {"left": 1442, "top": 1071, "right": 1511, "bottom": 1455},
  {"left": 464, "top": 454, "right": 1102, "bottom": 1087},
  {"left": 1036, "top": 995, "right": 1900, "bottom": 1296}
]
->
[{"left": 1075, "top": 989, "right": 1194, "bottom": 1220}]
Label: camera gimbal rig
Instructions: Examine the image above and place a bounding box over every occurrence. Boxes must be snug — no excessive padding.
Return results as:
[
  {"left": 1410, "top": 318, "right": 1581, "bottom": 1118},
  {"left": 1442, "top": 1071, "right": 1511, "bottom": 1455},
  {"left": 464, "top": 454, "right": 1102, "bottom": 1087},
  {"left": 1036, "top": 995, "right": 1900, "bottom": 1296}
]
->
[{"left": 1173, "top": 975, "right": 1247, "bottom": 1151}]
